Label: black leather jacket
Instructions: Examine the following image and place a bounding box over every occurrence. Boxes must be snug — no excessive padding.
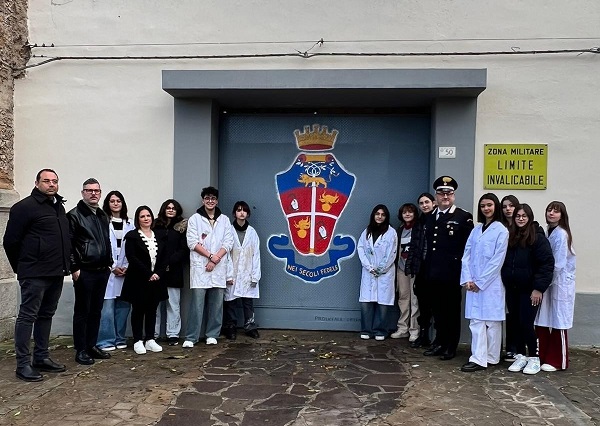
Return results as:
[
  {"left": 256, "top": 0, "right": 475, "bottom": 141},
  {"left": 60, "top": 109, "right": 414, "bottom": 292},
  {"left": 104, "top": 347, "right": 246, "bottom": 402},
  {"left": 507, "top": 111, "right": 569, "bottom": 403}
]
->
[{"left": 67, "top": 200, "right": 112, "bottom": 271}]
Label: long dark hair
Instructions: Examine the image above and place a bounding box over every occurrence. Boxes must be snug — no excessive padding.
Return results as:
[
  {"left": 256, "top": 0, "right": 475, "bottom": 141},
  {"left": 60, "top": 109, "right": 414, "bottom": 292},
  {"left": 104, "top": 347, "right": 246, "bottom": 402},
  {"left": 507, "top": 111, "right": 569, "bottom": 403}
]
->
[
  {"left": 500, "top": 195, "right": 520, "bottom": 227},
  {"left": 134, "top": 205, "right": 154, "bottom": 229},
  {"left": 367, "top": 204, "right": 390, "bottom": 238},
  {"left": 508, "top": 204, "right": 536, "bottom": 248},
  {"left": 102, "top": 190, "right": 128, "bottom": 220},
  {"left": 477, "top": 193, "right": 502, "bottom": 224},
  {"left": 546, "top": 201, "right": 574, "bottom": 254},
  {"left": 154, "top": 199, "right": 183, "bottom": 228}
]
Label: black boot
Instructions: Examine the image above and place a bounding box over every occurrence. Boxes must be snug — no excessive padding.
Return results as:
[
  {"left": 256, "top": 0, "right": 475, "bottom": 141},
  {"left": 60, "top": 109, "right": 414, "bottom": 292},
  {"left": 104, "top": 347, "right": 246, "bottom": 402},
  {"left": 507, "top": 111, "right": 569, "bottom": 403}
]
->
[
  {"left": 223, "top": 327, "right": 237, "bottom": 340},
  {"left": 410, "top": 329, "right": 431, "bottom": 348}
]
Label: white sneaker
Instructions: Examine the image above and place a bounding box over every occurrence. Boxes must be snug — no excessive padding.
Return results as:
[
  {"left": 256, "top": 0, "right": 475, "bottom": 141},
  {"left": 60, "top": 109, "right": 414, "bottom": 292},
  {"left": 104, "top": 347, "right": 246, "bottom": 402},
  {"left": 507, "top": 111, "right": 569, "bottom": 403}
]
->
[
  {"left": 206, "top": 337, "right": 218, "bottom": 345},
  {"left": 390, "top": 329, "right": 409, "bottom": 339},
  {"left": 408, "top": 334, "right": 419, "bottom": 342},
  {"left": 116, "top": 344, "right": 127, "bottom": 349},
  {"left": 508, "top": 354, "right": 528, "bottom": 372},
  {"left": 100, "top": 346, "right": 116, "bottom": 351},
  {"left": 133, "top": 340, "right": 146, "bottom": 355},
  {"left": 375, "top": 335, "right": 386, "bottom": 341},
  {"left": 523, "top": 357, "right": 541, "bottom": 375},
  {"left": 182, "top": 340, "right": 194, "bottom": 348},
  {"left": 360, "top": 334, "right": 370, "bottom": 340},
  {"left": 144, "top": 339, "right": 163, "bottom": 352},
  {"left": 541, "top": 363, "right": 558, "bottom": 372}
]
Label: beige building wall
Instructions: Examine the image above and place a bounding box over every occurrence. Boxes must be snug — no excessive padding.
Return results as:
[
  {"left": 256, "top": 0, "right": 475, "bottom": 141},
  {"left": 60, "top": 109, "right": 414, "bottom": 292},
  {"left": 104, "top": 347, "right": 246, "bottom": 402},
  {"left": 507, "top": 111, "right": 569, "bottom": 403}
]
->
[{"left": 10, "top": 0, "right": 600, "bottom": 338}]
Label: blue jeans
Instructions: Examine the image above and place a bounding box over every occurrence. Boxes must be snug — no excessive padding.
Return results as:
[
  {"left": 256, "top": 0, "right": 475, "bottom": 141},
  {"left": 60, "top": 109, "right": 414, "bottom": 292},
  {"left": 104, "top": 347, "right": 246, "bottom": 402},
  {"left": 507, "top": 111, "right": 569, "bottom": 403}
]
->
[
  {"left": 185, "top": 287, "right": 224, "bottom": 342},
  {"left": 97, "top": 298, "right": 131, "bottom": 349},
  {"left": 15, "top": 277, "right": 64, "bottom": 368},
  {"left": 360, "top": 302, "right": 390, "bottom": 337}
]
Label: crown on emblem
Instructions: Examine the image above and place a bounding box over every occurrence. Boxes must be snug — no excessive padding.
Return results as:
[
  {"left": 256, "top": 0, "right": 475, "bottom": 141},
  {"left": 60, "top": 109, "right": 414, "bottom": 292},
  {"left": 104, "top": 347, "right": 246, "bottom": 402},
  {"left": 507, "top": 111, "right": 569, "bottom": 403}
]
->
[{"left": 294, "top": 124, "right": 338, "bottom": 151}]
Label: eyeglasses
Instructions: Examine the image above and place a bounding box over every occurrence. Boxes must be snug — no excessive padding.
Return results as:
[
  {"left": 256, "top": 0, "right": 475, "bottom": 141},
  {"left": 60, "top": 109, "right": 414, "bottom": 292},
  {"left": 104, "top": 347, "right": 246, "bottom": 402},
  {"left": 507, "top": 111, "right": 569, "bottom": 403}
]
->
[
  {"left": 40, "top": 179, "right": 58, "bottom": 185},
  {"left": 515, "top": 214, "right": 528, "bottom": 219},
  {"left": 436, "top": 191, "right": 454, "bottom": 197},
  {"left": 203, "top": 196, "right": 217, "bottom": 202},
  {"left": 83, "top": 189, "right": 101, "bottom": 194}
]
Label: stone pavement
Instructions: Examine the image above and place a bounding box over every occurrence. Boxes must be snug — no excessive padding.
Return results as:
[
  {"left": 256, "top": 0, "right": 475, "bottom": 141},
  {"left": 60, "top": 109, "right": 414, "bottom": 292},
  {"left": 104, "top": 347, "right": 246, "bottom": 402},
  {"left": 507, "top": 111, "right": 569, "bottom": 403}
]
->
[{"left": 0, "top": 331, "right": 598, "bottom": 425}]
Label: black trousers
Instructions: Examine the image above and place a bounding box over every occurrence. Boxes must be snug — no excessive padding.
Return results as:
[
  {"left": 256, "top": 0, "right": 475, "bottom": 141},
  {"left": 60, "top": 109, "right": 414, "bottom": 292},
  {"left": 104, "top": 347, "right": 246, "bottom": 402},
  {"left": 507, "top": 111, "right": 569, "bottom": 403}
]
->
[
  {"left": 506, "top": 288, "right": 539, "bottom": 356},
  {"left": 15, "top": 276, "right": 64, "bottom": 368},
  {"left": 430, "top": 279, "right": 462, "bottom": 353},
  {"left": 413, "top": 270, "right": 435, "bottom": 340},
  {"left": 223, "top": 298, "right": 257, "bottom": 331},
  {"left": 131, "top": 298, "right": 160, "bottom": 342},
  {"left": 73, "top": 269, "right": 110, "bottom": 352}
]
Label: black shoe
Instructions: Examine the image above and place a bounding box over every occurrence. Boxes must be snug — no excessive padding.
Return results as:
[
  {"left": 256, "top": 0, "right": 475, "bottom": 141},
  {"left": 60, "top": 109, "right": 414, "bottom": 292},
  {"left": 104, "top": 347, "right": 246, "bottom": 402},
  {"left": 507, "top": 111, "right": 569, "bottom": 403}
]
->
[
  {"left": 410, "top": 336, "right": 431, "bottom": 348},
  {"left": 461, "top": 361, "right": 487, "bottom": 372},
  {"left": 167, "top": 337, "right": 179, "bottom": 346},
  {"left": 440, "top": 351, "right": 456, "bottom": 361},
  {"left": 423, "top": 345, "right": 444, "bottom": 356},
  {"left": 88, "top": 346, "right": 111, "bottom": 359},
  {"left": 223, "top": 329, "right": 237, "bottom": 340},
  {"left": 32, "top": 358, "right": 66, "bottom": 373},
  {"left": 504, "top": 351, "right": 517, "bottom": 362},
  {"left": 75, "top": 350, "right": 95, "bottom": 365},
  {"left": 16, "top": 365, "right": 43, "bottom": 382},
  {"left": 246, "top": 329, "right": 260, "bottom": 339}
]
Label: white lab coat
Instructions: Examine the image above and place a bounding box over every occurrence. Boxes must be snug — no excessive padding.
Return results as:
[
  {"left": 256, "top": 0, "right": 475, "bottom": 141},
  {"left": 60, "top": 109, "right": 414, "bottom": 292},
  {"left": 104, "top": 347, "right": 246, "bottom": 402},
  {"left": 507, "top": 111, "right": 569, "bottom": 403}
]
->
[
  {"left": 224, "top": 224, "right": 261, "bottom": 301},
  {"left": 104, "top": 218, "right": 135, "bottom": 299},
  {"left": 460, "top": 222, "right": 509, "bottom": 321},
  {"left": 187, "top": 212, "right": 234, "bottom": 289},
  {"left": 357, "top": 227, "right": 398, "bottom": 306},
  {"left": 535, "top": 227, "right": 576, "bottom": 329}
]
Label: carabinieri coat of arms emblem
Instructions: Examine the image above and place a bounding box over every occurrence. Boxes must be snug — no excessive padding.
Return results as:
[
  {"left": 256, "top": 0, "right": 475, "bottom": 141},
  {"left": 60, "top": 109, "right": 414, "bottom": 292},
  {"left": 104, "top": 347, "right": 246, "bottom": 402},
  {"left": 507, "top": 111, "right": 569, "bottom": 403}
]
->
[{"left": 267, "top": 124, "right": 356, "bottom": 283}]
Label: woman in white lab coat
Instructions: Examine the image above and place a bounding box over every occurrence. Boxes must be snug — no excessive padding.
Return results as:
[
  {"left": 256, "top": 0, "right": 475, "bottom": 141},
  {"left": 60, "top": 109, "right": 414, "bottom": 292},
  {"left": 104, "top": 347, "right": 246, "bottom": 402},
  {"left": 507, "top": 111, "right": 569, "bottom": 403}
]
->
[
  {"left": 357, "top": 204, "right": 398, "bottom": 341},
  {"left": 535, "top": 201, "right": 576, "bottom": 371},
  {"left": 460, "top": 193, "right": 509, "bottom": 372}
]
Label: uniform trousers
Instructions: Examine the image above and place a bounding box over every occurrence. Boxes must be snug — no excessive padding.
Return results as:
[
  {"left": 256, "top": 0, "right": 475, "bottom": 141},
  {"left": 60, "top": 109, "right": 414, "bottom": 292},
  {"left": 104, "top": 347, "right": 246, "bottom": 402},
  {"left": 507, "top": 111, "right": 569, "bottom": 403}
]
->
[
  {"left": 414, "top": 271, "right": 435, "bottom": 342},
  {"left": 468, "top": 319, "right": 502, "bottom": 367},
  {"left": 395, "top": 271, "right": 419, "bottom": 339},
  {"left": 430, "top": 279, "right": 462, "bottom": 353},
  {"left": 536, "top": 326, "right": 569, "bottom": 370}
]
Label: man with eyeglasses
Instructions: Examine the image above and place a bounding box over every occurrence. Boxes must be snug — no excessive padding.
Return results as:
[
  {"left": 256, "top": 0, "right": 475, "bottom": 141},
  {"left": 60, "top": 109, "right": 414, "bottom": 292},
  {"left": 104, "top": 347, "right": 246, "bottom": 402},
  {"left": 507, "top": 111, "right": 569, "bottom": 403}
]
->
[
  {"left": 182, "top": 186, "right": 233, "bottom": 348},
  {"left": 3, "top": 169, "right": 71, "bottom": 381},
  {"left": 422, "top": 176, "right": 473, "bottom": 361},
  {"left": 67, "top": 178, "right": 113, "bottom": 365}
]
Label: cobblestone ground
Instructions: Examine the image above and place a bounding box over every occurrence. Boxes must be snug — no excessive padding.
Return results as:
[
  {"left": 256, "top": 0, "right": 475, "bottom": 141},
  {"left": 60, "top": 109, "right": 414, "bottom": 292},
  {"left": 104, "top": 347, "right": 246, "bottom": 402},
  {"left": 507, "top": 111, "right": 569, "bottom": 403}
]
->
[{"left": 0, "top": 331, "right": 597, "bottom": 425}]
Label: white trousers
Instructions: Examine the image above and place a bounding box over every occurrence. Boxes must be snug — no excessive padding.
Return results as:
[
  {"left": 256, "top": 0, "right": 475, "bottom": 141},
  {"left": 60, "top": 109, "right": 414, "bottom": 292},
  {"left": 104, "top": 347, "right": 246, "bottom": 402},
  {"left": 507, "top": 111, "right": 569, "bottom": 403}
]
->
[
  {"left": 469, "top": 319, "right": 502, "bottom": 367},
  {"left": 155, "top": 287, "right": 181, "bottom": 338},
  {"left": 396, "top": 271, "right": 419, "bottom": 339}
]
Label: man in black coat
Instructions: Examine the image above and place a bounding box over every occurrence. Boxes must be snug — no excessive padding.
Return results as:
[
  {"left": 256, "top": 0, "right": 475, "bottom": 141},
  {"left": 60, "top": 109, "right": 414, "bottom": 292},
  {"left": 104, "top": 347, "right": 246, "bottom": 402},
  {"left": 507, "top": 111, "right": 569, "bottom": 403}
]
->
[
  {"left": 422, "top": 176, "right": 473, "bottom": 361},
  {"left": 3, "top": 169, "right": 71, "bottom": 381},
  {"left": 68, "top": 178, "right": 113, "bottom": 365}
]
